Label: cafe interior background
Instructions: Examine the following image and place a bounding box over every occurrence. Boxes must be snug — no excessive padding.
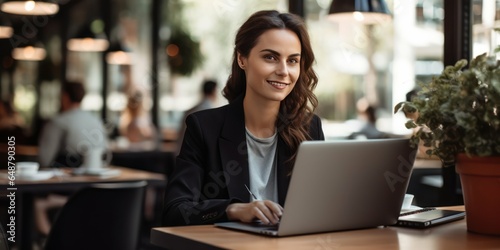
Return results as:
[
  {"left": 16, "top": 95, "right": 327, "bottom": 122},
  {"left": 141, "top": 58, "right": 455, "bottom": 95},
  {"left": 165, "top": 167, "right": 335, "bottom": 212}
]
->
[
  {"left": 0, "top": 0, "right": 498, "bottom": 146},
  {"left": 0, "top": 0, "right": 499, "bottom": 249}
]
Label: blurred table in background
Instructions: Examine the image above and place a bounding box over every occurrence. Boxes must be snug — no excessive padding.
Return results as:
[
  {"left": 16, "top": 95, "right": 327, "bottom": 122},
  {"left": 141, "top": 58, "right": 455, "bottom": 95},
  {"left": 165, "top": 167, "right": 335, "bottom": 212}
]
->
[
  {"left": 0, "top": 166, "right": 166, "bottom": 250},
  {"left": 110, "top": 142, "right": 176, "bottom": 176}
]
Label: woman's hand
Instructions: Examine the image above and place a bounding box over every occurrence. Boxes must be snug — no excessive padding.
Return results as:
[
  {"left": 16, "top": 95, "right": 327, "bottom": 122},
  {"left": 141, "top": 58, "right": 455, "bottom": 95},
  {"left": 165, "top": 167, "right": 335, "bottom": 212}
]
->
[{"left": 226, "top": 200, "right": 283, "bottom": 225}]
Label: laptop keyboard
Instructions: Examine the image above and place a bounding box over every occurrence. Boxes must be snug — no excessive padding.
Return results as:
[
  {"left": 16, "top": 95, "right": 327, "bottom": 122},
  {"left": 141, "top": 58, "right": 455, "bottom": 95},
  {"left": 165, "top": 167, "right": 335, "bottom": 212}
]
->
[{"left": 251, "top": 221, "right": 279, "bottom": 230}]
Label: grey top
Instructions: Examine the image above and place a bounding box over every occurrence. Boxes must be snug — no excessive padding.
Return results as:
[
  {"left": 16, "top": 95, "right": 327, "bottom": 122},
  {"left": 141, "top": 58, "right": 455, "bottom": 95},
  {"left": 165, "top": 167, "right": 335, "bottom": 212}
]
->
[
  {"left": 245, "top": 127, "right": 278, "bottom": 202},
  {"left": 38, "top": 108, "right": 108, "bottom": 167}
]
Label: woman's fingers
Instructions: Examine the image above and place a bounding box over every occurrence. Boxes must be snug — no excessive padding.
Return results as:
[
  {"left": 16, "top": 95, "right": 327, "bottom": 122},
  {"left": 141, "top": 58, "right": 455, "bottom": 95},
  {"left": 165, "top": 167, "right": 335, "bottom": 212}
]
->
[
  {"left": 252, "top": 200, "right": 282, "bottom": 225},
  {"left": 226, "top": 200, "right": 284, "bottom": 224}
]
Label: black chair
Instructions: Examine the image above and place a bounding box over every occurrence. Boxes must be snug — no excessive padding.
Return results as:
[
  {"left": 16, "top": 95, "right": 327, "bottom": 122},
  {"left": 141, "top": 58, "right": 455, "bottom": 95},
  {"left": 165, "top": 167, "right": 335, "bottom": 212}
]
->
[
  {"left": 44, "top": 181, "right": 147, "bottom": 250},
  {"left": 0, "top": 224, "right": 9, "bottom": 250}
]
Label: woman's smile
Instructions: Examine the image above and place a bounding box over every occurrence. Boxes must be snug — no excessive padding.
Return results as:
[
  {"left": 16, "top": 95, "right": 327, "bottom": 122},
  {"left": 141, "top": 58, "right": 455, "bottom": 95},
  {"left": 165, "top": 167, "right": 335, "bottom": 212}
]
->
[{"left": 267, "top": 80, "right": 290, "bottom": 90}]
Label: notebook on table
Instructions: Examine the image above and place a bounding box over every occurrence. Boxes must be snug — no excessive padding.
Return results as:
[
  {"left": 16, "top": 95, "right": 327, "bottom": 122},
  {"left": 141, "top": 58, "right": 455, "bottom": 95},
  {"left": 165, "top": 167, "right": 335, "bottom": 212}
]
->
[{"left": 215, "top": 138, "right": 417, "bottom": 237}]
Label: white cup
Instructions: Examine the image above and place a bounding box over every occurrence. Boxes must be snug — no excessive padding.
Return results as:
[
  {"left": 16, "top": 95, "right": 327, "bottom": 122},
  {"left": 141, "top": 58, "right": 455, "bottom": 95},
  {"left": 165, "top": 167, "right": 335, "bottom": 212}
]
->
[
  {"left": 16, "top": 162, "right": 40, "bottom": 176},
  {"left": 402, "top": 194, "right": 415, "bottom": 210},
  {"left": 82, "top": 148, "right": 104, "bottom": 170}
]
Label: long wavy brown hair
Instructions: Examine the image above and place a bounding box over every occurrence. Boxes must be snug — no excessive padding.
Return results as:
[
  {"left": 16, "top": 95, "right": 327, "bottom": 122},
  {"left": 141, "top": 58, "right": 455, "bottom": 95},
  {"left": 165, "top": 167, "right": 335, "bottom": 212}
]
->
[{"left": 222, "top": 10, "right": 319, "bottom": 165}]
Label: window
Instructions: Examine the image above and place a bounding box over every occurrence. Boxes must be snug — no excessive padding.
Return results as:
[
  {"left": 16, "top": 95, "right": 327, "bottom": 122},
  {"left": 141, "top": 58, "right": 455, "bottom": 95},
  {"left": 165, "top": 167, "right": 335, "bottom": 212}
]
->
[{"left": 305, "top": 0, "right": 445, "bottom": 138}]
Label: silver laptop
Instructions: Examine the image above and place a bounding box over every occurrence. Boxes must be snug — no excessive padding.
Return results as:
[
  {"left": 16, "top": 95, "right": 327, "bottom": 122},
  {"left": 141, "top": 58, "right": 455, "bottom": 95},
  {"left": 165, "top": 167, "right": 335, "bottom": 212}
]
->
[{"left": 215, "top": 138, "right": 417, "bottom": 237}]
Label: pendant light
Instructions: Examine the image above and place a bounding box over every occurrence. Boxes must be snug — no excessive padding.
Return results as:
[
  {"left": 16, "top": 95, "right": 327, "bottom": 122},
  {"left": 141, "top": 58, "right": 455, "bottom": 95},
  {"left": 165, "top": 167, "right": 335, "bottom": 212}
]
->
[
  {"left": 1, "top": 0, "right": 59, "bottom": 16},
  {"left": 106, "top": 41, "right": 132, "bottom": 65},
  {"left": 0, "top": 16, "right": 13, "bottom": 38},
  {"left": 12, "top": 42, "right": 46, "bottom": 61},
  {"left": 328, "top": 0, "right": 391, "bottom": 24},
  {"left": 67, "top": 20, "right": 109, "bottom": 52}
]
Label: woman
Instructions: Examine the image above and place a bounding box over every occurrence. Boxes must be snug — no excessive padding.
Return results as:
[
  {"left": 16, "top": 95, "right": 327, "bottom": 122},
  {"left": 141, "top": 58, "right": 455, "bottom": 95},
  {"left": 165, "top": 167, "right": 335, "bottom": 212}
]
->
[
  {"left": 162, "top": 10, "right": 324, "bottom": 226},
  {"left": 118, "top": 90, "right": 158, "bottom": 150}
]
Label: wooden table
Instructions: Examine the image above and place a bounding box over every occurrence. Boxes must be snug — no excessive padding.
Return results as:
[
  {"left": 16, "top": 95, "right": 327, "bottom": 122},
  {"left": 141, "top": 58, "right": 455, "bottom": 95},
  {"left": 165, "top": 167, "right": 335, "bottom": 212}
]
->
[
  {"left": 150, "top": 207, "right": 500, "bottom": 250},
  {"left": 0, "top": 166, "right": 166, "bottom": 250},
  {"left": 0, "top": 166, "right": 165, "bottom": 189}
]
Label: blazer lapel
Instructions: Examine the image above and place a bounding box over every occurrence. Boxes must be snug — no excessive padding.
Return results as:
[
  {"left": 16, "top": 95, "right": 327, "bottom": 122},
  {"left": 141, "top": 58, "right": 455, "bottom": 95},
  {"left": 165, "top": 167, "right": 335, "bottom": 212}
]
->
[
  {"left": 277, "top": 135, "right": 292, "bottom": 206},
  {"left": 219, "top": 96, "right": 250, "bottom": 202}
]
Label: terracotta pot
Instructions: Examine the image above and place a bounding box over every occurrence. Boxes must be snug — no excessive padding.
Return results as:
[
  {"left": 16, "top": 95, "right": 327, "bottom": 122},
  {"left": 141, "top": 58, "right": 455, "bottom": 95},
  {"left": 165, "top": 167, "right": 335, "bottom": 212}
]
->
[{"left": 455, "top": 154, "right": 500, "bottom": 236}]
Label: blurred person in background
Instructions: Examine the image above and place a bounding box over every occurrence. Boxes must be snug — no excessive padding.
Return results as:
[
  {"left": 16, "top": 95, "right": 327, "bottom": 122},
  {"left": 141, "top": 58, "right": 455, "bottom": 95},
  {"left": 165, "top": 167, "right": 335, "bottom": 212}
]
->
[
  {"left": 118, "top": 90, "right": 159, "bottom": 151},
  {"left": 347, "top": 98, "right": 386, "bottom": 140},
  {"left": 38, "top": 80, "right": 109, "bottom": 168},
  {"left": 176, "top": 79, "right": 218, "bottom": 154},
  {"left": 117, "top": 89, "right": 160, "bottom": 224},
  {"left": 35, "top": 80, "right": 109, "bottom": 237}
]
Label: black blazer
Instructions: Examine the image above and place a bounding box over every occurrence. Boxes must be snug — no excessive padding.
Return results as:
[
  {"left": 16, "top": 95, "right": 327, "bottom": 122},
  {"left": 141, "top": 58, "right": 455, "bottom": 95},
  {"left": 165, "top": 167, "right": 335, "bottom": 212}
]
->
[{"left": 162, "top": 96, "right": 325, "bottom": 226}]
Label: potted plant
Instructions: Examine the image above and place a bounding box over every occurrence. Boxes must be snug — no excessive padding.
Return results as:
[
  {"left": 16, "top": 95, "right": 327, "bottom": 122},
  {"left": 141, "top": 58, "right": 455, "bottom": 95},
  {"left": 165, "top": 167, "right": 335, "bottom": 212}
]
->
[
  {"left": 394, "top": 52, "right": 500, "bottom": 236},
  {"left": 166, "top": 28, "right": 203, "bottom": 76}
]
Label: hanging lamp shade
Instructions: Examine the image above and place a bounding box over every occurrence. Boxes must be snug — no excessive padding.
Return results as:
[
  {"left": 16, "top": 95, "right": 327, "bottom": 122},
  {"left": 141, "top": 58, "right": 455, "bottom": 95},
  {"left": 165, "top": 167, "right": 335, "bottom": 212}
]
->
[
  {"left": 12, "top": 43, "right": 46, "bottom": 61},
  {"left": 106, "top": 42, "right": 132, "bottom": 65},
  {"left": 0, "top": 16, "right": 13, "bottom": 38},
  {"left": 1, "top": 0, "right": 59, "bottom": 15},
  {"left": 0, "top": 26, "right": 12, "bottom": 38},
  {"left": 328, "top": 0, "right": 391, "bottom": 24},
  {"left": 67, "top": 20, "right": 109, "bottom": 52}
]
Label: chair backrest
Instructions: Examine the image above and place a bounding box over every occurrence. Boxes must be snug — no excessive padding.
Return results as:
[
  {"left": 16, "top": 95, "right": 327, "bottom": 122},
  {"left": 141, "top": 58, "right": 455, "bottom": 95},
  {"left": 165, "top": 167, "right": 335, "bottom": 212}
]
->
[
  {"left": 0, "top": 224, "right": 9, "bottom": 250},
  {"left": 44, "top": 181, "right": 147, "bottom": 250}
]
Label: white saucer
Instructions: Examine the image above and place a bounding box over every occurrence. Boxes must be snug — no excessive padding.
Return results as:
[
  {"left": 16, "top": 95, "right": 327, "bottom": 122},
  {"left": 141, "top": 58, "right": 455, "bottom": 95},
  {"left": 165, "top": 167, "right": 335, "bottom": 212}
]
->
[{"left": 15, "top": 170, "right": 54, "bottom": 181}]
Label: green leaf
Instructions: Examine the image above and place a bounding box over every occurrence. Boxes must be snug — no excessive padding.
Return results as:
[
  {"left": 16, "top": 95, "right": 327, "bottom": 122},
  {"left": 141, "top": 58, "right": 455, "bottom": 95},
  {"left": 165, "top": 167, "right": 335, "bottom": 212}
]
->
[
  {"left": 394, "top": 102, "right": 404, "bottom": 114},
  {"left": 404, "top": 120, "right": 417, "bottom": 129}
]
